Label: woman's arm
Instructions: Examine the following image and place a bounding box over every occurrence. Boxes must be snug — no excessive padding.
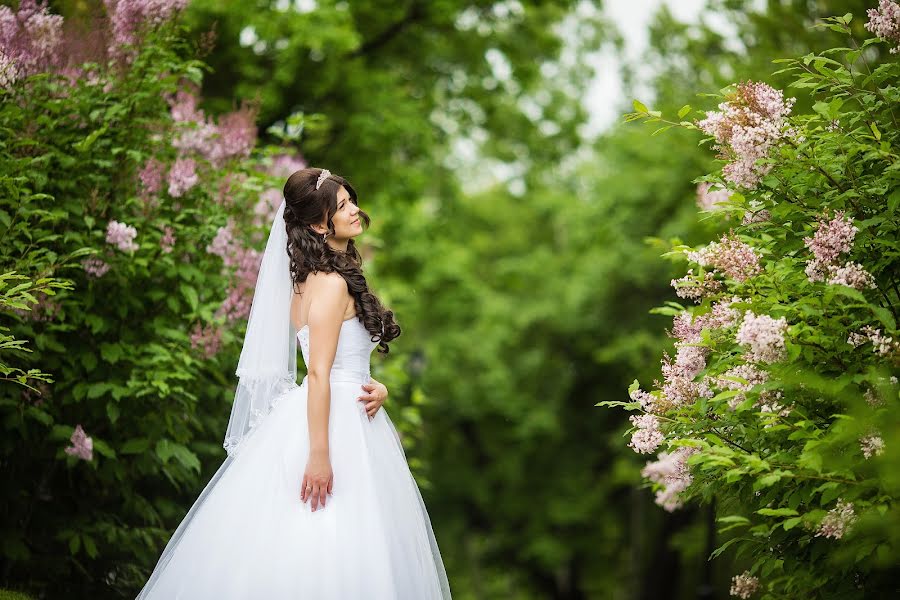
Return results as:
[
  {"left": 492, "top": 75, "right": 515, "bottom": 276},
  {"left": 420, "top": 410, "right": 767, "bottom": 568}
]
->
[{"left": 301, "top": 272, "right": 349, "bottom": 510}]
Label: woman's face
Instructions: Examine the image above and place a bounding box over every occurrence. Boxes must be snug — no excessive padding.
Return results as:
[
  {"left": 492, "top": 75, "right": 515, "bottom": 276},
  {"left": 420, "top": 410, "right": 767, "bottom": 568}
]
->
[{"left": 316, "top": 185, "right": 363, "bottom": 240}]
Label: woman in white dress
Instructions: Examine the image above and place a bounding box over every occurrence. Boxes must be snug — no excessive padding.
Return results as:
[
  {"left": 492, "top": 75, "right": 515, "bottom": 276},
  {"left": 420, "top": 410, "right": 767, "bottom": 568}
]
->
[{"left": 136, "top": 168, "right": 452, "bottom": 599}]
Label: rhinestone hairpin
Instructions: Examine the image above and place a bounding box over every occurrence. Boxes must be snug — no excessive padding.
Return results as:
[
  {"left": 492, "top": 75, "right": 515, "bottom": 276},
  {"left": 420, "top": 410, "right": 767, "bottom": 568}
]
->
[{"left": 316, "top": 169, "right": 331, "bottom": 190}]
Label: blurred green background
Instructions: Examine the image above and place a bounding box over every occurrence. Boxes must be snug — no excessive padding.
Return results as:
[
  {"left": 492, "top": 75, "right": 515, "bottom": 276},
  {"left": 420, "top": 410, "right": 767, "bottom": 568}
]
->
[{"left": 1, "top": 0, "right": 884, "bottom": 598}]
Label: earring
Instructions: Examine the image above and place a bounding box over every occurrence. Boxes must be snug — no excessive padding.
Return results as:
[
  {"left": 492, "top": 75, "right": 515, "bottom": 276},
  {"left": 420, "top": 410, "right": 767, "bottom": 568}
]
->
[{"left": 322, "top": 231, "right": 328, "bottom": 242}]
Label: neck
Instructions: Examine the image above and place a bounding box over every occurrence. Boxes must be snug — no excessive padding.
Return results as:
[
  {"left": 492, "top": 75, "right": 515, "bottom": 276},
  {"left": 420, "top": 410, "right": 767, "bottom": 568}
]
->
[{"left": 326, "top": 238, "right": 350, "bottom": 253}]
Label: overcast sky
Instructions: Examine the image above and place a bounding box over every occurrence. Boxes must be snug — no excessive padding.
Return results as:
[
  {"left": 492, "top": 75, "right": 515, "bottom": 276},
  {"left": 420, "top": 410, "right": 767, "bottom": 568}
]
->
[{"left": 583, "top": 0, "right": 707, "bottom": 138}]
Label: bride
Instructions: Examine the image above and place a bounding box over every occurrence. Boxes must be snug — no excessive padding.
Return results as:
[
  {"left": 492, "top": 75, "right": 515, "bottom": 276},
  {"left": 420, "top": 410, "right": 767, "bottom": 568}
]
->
[{"left": 136, "top": 168, "right": 452, "bottom": 599}]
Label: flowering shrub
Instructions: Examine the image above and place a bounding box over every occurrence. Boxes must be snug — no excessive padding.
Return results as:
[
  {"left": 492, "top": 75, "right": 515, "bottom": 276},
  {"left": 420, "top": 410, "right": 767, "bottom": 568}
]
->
[
  {"left": 611, "top": 9, "right": 900, "bottom": 598},
  {"left": 0, "top": 0, "right": 313, "bottom": 595}
]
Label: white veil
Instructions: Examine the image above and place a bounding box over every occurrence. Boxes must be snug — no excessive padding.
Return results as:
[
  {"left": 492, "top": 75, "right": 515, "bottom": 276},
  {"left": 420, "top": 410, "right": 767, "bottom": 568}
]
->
[
  {"left": 137, "top": 199, "right": 298, "bottom": 598},
  {"left": 223, "top": 198, "right": 299, "bottom": 457}
]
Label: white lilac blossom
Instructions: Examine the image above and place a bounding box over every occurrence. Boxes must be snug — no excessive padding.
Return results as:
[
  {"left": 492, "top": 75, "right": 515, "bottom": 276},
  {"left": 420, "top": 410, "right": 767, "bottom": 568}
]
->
[
  {"left": 866, "top": 0, "right": 900, "bottom": 54},
  {"left": 696, "top": 81, "right": 796, "bottom": 189},
  {"left": 860, "top": 433, "right": 885, "bottom": 459},
  {"left": 815, "top": 499, "right": 857, "bottom": 540},
  {"left": 730, "top": 571, "right": 760, "bottom": 599},
  {"left": 858, "top": 325, "right": 899, "bottom": 357},
  {"left": 628, "top": 414, "right": 664, "bottom": 454},
  {"left": 641, "top": 446, "right": 700, "bottom": 512}
]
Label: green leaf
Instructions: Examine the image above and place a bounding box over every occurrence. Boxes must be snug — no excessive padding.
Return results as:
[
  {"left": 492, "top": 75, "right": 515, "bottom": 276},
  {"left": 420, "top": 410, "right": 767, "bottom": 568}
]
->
[
  {"left": 106, "top": 401, "right": 120, "bottom": 425},
  {"left": 756, "top": 507, "right": 799, "bottom": 517},
  {"left": 677, "top": 105, "right": 691, "bottom": 118},
  {"left": 72, "top": 124, "right": 109, "bottom": 153},
  {"left": 633, "top": 99, "right": 648, "bottom": 114},
  {"left": 120, "top": 438, "right": 151, "bottom": 455},
  {"left": 869, "top": 121, "right": 881, "bottom": 141}
]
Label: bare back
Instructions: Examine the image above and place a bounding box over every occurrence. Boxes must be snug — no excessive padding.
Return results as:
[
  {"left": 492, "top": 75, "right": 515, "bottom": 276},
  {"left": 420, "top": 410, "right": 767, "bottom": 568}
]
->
[{"left": 290, "top": 273, "right": 357, "bottom": 331}]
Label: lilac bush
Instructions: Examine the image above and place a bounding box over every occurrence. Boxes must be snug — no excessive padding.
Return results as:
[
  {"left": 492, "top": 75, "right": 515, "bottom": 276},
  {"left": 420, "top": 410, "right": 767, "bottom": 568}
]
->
[
  {"left": 0, "top": 0, "right": 313, "bottom": 594},
  {"left": 613, "top": 8, "right": 900, "bottom": 599}
]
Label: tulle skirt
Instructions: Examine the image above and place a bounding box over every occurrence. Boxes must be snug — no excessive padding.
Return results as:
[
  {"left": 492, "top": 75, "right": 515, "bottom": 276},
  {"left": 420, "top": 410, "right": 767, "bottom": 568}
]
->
[{"left": 136, "top": 372, "right": 452, "bottom": 599}]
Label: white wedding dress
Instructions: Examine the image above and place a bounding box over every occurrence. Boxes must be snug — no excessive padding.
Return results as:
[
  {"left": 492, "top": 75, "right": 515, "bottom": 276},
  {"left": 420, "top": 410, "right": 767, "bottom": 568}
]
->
[{"left": 137, "top": 316, "right": 452, "bottom": 599}]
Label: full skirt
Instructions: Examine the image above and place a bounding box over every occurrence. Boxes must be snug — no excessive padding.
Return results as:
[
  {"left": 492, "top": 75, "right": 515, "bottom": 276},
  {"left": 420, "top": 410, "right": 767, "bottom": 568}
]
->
[{"left": 136, "top": 377, "right": 452, "bottom": 599}]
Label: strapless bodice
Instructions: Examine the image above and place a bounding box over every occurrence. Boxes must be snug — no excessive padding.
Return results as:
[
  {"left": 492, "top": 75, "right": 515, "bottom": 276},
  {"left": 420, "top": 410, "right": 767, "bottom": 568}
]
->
[{"left": 297, "top": 317, "right": 380, "bottom": 383}]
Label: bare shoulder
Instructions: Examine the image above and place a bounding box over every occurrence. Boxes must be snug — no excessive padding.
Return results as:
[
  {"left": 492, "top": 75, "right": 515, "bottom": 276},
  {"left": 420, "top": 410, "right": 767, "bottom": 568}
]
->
[{"left": 306, "top": 271, "right": 349, "bottom": 297}]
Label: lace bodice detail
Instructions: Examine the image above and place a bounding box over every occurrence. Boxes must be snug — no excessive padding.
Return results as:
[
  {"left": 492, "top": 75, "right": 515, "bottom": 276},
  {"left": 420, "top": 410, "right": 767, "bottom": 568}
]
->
[{"left": 297, "top": 317, "right": 380, "bottom": 377}]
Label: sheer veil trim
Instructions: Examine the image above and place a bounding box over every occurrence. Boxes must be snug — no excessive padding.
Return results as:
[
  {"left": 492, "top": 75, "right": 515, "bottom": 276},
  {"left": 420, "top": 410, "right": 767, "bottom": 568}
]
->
[{"left": 223, "top": 198, "right": 298, "bottom": 457}]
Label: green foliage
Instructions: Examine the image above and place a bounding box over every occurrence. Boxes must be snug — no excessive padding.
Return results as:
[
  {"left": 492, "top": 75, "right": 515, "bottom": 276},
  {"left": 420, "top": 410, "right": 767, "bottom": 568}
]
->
[
  {"left": 616, "top": 11, "right": 900, "bottom": 599},
  {"left": 0, "top": 19, "right": 308, "bottom": 597}
]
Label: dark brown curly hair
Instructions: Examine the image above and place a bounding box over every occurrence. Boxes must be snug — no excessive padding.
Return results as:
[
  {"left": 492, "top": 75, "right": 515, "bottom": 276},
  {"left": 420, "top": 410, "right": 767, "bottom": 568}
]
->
[{"left": 282, "top": 167, "right": 400, "bottom": 354}]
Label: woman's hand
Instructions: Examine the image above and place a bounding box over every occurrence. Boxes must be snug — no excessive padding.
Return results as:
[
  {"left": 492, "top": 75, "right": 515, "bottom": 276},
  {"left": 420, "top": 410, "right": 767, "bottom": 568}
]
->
[
  {"left": 301, "top": 449, "right": 333, "bottom": 511},
  {"left": 358, "top": 377, "right": 388, "bottom": 420}
]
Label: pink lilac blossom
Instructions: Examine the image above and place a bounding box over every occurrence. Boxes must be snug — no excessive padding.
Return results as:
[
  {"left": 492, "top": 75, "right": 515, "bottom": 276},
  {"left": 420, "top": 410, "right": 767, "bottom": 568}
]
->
[
  {"left": 167, "top": 87, "right": 258, "bottom": 167},
  {"left": 640, "top": 446, "right": 700, "bottom": 511},
  {"left": 205, "top": 104, "right": 257, "bottom": 167},
  {"left": 802, "top": 210, "right": 873, "bottom": 287},
  {"left": 138, "top": 158, "right": 165, "bottom": 196},
  {"left": 0, "top": 49, "right": 18, "bottom": 88},
  {"left": 214, "top": 246, "right": 260, "bottom": 322},
  {"left": 160, "top": 225, "right": 175, "bottom": 253},
  {"left": 206, "top": 220, "right": 237, "bottom": 261},
  {"left": 103, "top": 0, "right": 188, "bottom": 61},
  {"left": 716, "top": 363, "right": 769, "bottom": 409},
  {"left": 674, "top": 344, "right": 709, "bottom": 380},
  {"left": 696, "top": 81, "right": 796, "bottom": 189},
  {"left": 11, "top": 290, "right": 61, "bottom": 321},
  {"left": 668, "top": 296, "right": 745, "bottom": 342},
  {"left": 671, "top": 269, "right": 723, "bottom": 302},
  {"left": 865, "top": 0, "right": 900, "bottom": 54},
  {"left": 730, "top": 571, "right": 760, "bottom": 599},
  {"left": 167, "top": 157, "right": 198, "bottom": 198},
  {"left": 268, "top": 152, "right": 307, "bottom": 178},
  {"left": 827, "top": 261, "right": 877, "bottom": 290},
  {"left": 628, "top": 413, "right": 664, "bottom": 454},
  {"left": 815, "top": 499, "right": 857, "bottom": 540},
  {"left": 0, "top": 0, "right": 64, "bottom": 82},
  {"left": 696, "top": 182, "right": 731, "bottom": 211},
  {"left": 860, "top": 433, "right": 885, "bottom": 459},
  {"left": 106, "top": 220, "right": 138, "bottom": 252},
  {"left": 254, "top": 188, "right": 284, "bottom": 227},
  {"left": 64, "top": 424, "right": 93, "bottom": 461},
  {"left": 189, "top": 322, "right": 223, "bottom": 359},
  {"left": 847, "top": 331, "right": 868, "bottom": 348},
  {"left": 81, "top": 256, "right": 110, "bottom": 278},
  {"left": 736, "top": 311, "right": 788, "bottom": 363},
  {"left": 656, "top": 350, "right": 716, "bottom": 411},
  {"left": 687, "top": 232, "right": 762, "bottom": 282},
  {"left": 206, "top": 222, "right": 262, "bottom": 322},
  {"left": 741, "top": 209, "right": 770, "bottom": 225},
  {"left": 629, "top": 387, "right": 656, "bottom": 412}
]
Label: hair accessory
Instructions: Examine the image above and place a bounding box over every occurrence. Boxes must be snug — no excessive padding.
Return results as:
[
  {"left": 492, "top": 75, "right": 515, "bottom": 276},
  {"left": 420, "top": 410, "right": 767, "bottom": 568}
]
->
[{"left": 316, "top": 169, "right": 331, "bottom": 190}]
